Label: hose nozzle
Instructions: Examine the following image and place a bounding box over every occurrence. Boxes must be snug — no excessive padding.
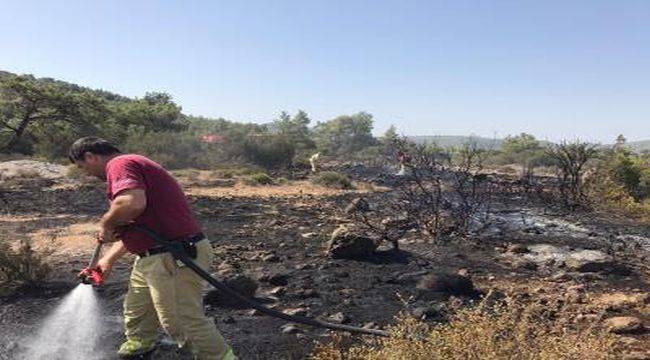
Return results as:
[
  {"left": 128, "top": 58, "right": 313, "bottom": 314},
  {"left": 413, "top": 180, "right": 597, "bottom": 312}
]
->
[{"left": 78, "top": 243, "right": 104, "bottom": 286}]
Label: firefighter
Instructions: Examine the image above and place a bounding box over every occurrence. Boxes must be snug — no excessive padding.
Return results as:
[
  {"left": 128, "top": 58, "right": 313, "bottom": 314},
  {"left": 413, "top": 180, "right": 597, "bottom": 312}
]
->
[
  {"left": 69, "top": 137, "right": 236, "bottom": 360},
  {"left": 396, "top": 151, "right": 410, "bottom": 176}
]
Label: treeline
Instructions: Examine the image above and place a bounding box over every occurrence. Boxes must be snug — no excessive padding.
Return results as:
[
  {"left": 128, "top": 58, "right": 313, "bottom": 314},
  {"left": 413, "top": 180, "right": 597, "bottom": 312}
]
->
[
  {"left": 2, "top": 72, "right": 649, "bottom": 209},
  {"left": 0, "top": 72, "right": 388, "bottom": 168}
]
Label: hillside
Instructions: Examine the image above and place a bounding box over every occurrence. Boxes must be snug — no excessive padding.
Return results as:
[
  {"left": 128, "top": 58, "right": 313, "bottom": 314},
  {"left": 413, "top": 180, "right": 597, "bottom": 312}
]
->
[
  {"left": 628, "top": 140, "right": 650, "bottom": 153},
  {"left": 410, "top": 135, "right": 650, "bottom": 153},
  {"left": 0, "top": 69, "right": 130, "bottom": 102},
  {"left": 408, "top": 135, "right": 503, "bottom": 149}
]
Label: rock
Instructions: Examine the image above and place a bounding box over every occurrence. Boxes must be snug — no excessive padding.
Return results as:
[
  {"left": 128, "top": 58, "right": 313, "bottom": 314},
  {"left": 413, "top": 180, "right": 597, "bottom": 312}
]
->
[
  {"left": 283, "top": 307, "right": 309, "bottom": 316},
  {"left": 267, "top": 273, "right": 290, "bottom": 286},
  {"left": 397, "top": 270, "right": 430, "bottom": 283},
  {"left": 507, "top": 244, "right": 530, "bottom": 254},
  {"left": 510, "top": 258, "right": 538, "bottom": 271},
  {"left": 327, "top": 225, "right": 377, "bottom": 259},
  {"left": 281, "top": 324, "right": 302, "bottom": 334},
  {"left": 549, "top": 271, "right": 572, "bottom": 282},
  {"left": 222, "top": 316, "right": 236, "bottom": 324},
  {"left": 410, "top": 306, "right": 439, "bottom": 319},
  {"left": 204, "top": 274, "right": 258, "bottom": 307},
  {"left": 328, "top": 312, "right": 350, "bottom": 324},
  {"left": 296, "top": 289, "right": 319, "bottom": 299},
  {"left": 565, "top": 289, "right": 585, "bottom": 304},
  {"left": 416, "top": 272, "right": 479, "bottom": 299},
  {"left": 294, "top": 263, "right": 313, "bottom": 270},
  {"left": 622, "top": 351, "right": 650, "bottom": 360},
  {"left": 564, "top": 250, "right": 620, "bottom": 273},
  {"left": 523, "top": 226, "right": 544, "bottom": 234},
  {"left": 603, "top": 316, "right": 644, "bottom": 334},
  {"left": 216, "top": 262, "right": 237, "bottom": 275},
  {"left": 262, "top": 253, "right": 280, "bottom": 262},
  {"left": 301, "top": 232, "right": 318, "bottom": 239},
  {"left": 334, "top": 271, "right": 350, "bottom": 278},
  {"left": 344, "top": 197, "right": 370, "bottom": 214},
  {"left": 248, "top": 309, "right": 263, "bottom": 316},
  {"left": 268, "top": 286, "right": 286, "bottom": 297},
  {"left": 363, "top": 322, "right": 379, "bottom": 330},
  {"left": 597, "top": 293, "right": 649, "bottom": 311}
]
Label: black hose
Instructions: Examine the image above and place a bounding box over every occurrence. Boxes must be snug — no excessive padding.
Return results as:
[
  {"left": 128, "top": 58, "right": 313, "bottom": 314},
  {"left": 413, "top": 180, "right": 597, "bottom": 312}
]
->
[{"left": 131, "top": 225, "right": 390, "bottom": 337}]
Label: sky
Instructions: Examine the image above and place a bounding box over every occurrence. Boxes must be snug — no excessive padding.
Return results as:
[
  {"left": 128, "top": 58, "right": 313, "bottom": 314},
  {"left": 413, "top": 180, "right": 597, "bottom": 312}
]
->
[{"left": 1, "top": 0, "right": 648, "bottom": 143}]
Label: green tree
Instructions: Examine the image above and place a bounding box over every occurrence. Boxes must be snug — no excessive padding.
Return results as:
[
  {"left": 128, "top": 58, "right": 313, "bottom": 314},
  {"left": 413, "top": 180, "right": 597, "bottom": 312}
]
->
[
  {"left": 0, "top": 75, "right": 106, "bottom": 154},
  {"left": 501, "top": 133, "right": 546, "bottom": 177},
  {"left": 313, "top": 112, "right": 378, "bottom": 155},
  {"left": 111, "top": 92, "right": 186, "bottom": 134},
  {"left": 381, "top": 125, "right": 399, "bottom": 146},
  {"left": 272, "top": 110, "right": 315, "bottom": 151},
  {"left": 609, "top": 148, "right": 650, "bottom": 200}
]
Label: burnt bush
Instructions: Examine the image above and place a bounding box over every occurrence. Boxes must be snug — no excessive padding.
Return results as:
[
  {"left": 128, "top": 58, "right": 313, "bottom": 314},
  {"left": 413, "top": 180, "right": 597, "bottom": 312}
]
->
[{"left": 0, "top": 239, "right": 50, "bottom": 294}]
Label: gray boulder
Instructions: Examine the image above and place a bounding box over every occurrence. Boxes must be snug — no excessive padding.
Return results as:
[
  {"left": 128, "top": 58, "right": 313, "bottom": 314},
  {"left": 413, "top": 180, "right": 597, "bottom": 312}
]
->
[{"left": 327, "top": 225, "right": 377, "bottom": 259}]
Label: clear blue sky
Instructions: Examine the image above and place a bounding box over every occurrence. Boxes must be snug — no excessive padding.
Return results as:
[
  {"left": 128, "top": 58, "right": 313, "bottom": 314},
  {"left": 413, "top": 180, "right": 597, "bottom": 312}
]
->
[{"left": 1, "top": 0, "right": 648, "bottom": 143}]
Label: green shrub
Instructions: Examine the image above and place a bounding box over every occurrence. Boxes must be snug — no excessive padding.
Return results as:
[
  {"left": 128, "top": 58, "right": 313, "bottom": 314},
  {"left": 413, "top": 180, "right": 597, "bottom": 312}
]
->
[
  {"left": 244, "top": 172, "right": 274, "bottom": 186},
  {"left": 122, "top": 129, "right": 217, "bottom": 169},
  {"left": 313, "top": 171, "right": 353, "bottom": 189},
  {"left": 277, "top": 177, "right": 289, "bottom": 185},
  {"left": 242, "top": 135, "right": 296, "bottom": 169},
  {"left": 610, "top": 150, "right": 650, "bottom": 200}
]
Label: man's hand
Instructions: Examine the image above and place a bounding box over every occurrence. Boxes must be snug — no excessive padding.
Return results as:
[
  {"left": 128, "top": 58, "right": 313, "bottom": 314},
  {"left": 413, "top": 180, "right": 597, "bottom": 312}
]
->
[
  {"left": 94, "top": 242, "right": 128, "bottom": 282},
  {"left": 95, "top": 256, "right": 115, "bottom": 280},
  {"left": 98, "top": 225, "right": 119, "bottom": 243}
]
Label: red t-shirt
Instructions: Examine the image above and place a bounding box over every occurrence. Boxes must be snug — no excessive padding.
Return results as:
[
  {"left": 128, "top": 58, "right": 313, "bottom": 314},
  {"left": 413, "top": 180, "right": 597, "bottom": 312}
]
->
[{"left": 105, "top": 154, "right": 201, "bottom": 254}]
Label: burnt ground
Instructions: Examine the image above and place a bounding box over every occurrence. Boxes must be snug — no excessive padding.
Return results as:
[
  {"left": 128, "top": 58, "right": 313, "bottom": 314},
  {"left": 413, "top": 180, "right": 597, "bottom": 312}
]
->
[{"left": 1, "top": 165, "right": 649, "bottom": 359}]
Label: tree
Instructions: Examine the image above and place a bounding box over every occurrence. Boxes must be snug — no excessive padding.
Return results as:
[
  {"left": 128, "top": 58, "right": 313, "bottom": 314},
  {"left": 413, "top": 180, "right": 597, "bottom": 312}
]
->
[
  {"left": 0, "top": 75, "right": 106, "bottom": 153},
  {"left": 111, "top": 92, "right": 186, "bottom": 134},
  {"left": 614, "top": 134, "right": 627, "bottom": 149},
  {"left": 272, "top": 110, "right": 315, "bottom": 151},
  {"left": 313, "top": 112, "right": 378, "bottom": 155},
  {"left": 381, "top": 125, "right": 399, "bottom": 146},
  {"left": 501, "top": 133, "right": 544, "bottom": 178},
  {"left": 546, "top": 141, "right": 599, "bottom": 206}
]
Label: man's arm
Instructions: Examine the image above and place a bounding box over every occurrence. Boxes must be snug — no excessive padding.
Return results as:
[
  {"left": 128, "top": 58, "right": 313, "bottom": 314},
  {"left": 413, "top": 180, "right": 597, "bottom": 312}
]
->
[
  {"left": 99, "top": 189, "right": 147, "bottom": 243},
  {"left": 96, "top": 242, "right": 128, "bottom": 280},
  {"left": 95, "top": 188, "right": 146, "bottom": 280}
]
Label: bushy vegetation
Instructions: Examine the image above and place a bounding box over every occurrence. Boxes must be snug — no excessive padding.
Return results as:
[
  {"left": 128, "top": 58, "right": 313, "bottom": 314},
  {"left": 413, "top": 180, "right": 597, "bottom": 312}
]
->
[
  {"left": 244, "top": 172, "right": 274, "bottom": 186},
  {"left": 0, "top": 72, "right": 382, "bottom": 169},
  {"left": 609, "top": 148, "right": 650, "bottom": 200},
  {"left": 586, "top": 142, "right": 650, "bottom": 218},
  {"left": 313, "top": 298, "right": 618, "bottom": 360},
  {"left": 312, "top": 171, "right": 353, "bottom": 189},
  {"left": 0, "top": 239, "right": 50, "bottom": 295}
]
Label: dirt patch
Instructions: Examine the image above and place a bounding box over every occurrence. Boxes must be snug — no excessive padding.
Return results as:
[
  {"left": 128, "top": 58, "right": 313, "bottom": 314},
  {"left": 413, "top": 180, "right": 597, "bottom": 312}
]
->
[
  {"left": 0, "top": 160, "right": 67, "bottom": 180},
  {"left": 186, "top": 180, "right": 385, "bottom": 198}
]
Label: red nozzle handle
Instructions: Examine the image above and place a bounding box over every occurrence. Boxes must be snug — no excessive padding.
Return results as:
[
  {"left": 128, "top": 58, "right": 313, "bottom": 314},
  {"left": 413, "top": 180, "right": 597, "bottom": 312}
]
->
[{"left": 78, "top": 267, "right": 104, "bottom": 286}]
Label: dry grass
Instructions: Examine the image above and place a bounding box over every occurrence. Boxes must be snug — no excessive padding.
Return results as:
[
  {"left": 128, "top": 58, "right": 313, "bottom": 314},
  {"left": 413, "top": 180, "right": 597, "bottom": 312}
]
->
[{"left": 312, "top": 297, "right": 620, "bottom": 360}]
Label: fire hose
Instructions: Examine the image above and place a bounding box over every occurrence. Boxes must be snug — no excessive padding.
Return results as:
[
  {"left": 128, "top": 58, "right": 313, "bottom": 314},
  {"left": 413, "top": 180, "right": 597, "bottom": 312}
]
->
[{"left": 80, "top": 225, "right": 390, "bottom": 337}]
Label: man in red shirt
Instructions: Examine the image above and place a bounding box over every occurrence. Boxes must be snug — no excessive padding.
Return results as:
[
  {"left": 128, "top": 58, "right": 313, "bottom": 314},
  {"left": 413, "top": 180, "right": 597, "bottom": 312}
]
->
[{"left": 69, "top": 137, "right": 236, "bottom": 360}]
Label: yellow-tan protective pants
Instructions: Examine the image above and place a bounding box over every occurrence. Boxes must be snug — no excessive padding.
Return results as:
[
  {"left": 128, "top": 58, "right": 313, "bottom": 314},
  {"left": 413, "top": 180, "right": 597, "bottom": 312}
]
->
[{"left": 124, "top": 239, "right": 236, "bottom": 360}]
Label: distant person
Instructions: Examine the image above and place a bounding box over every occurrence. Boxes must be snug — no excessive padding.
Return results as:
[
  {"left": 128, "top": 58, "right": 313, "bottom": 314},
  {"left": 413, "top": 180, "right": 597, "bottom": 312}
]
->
[
  {"left": 396, "top": 151, "right": 410, "bottom": 176},
  {"left": 309, "top": 152, "right": 320, "bottom": 172},
  {"left": 69, "top": 137, "right": 236, "bottom": 360}
]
